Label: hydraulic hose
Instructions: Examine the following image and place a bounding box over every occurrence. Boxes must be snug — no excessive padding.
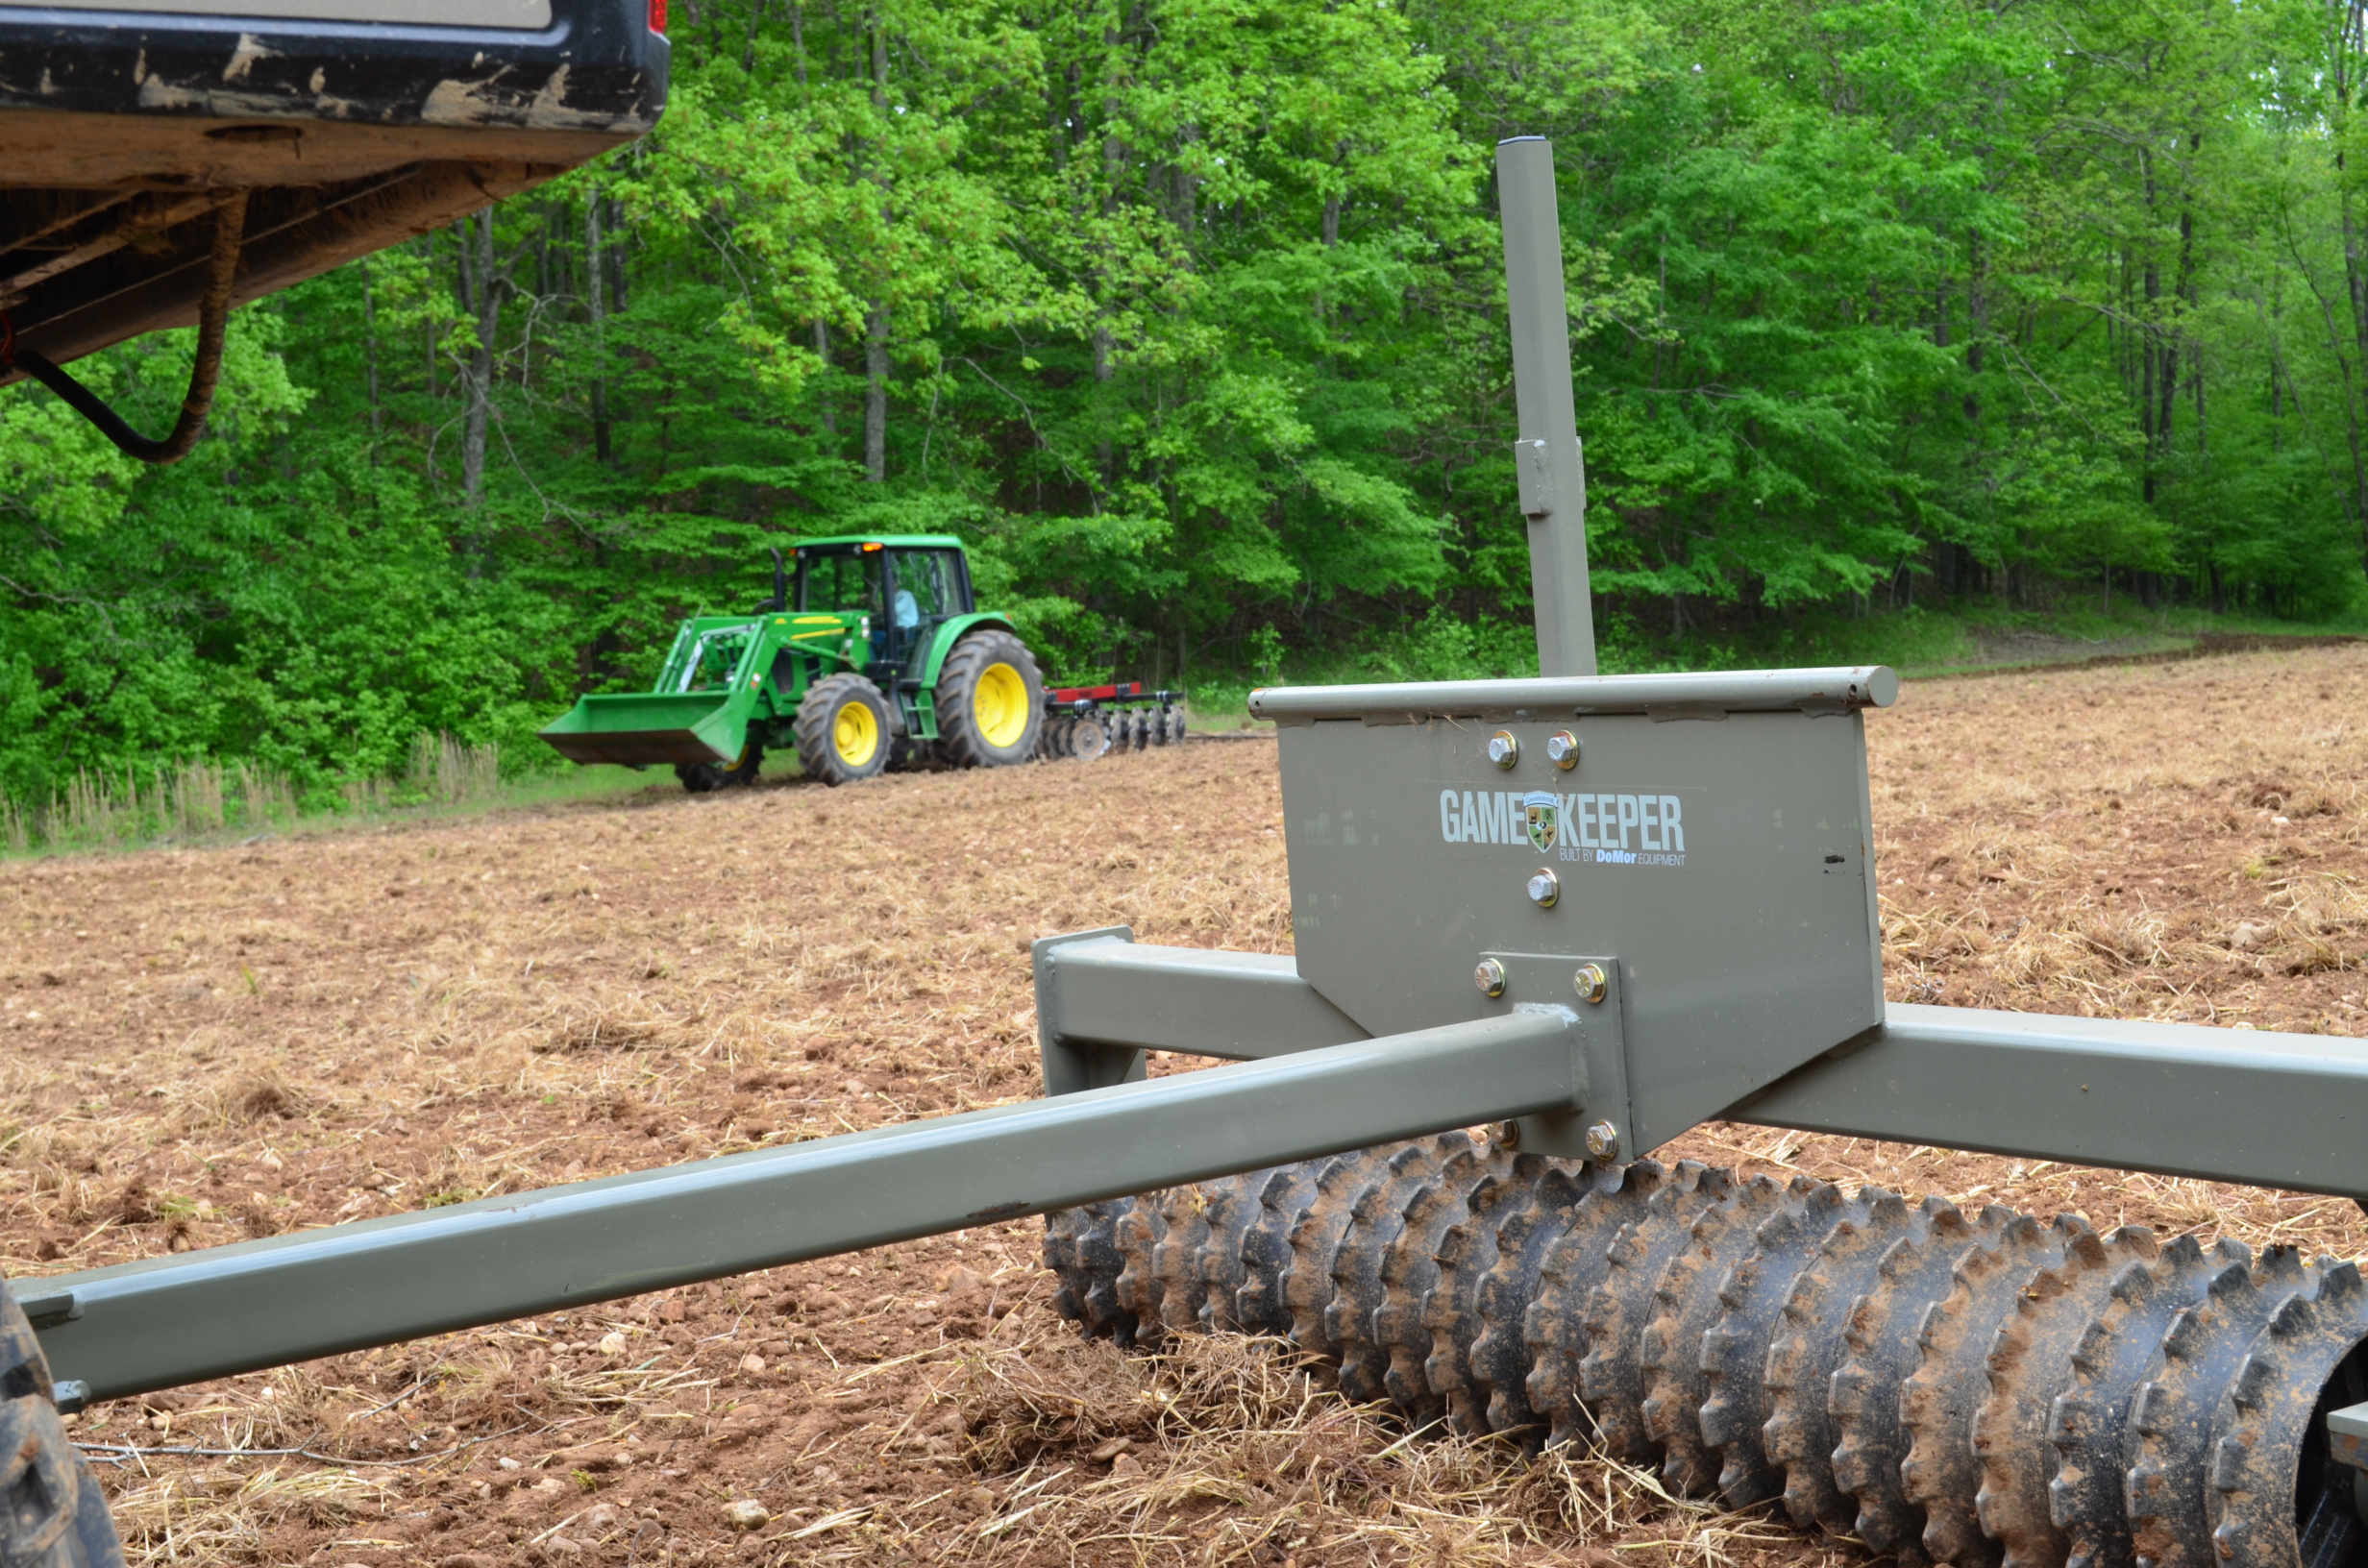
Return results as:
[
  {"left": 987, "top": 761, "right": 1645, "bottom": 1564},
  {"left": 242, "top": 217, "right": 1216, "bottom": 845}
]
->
[{"left": 2, "top": 192, "right": 250, "bottom": 466}]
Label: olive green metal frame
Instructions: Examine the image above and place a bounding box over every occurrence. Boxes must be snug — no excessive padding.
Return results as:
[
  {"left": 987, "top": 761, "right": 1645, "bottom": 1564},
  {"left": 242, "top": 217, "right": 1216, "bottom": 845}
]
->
[{"left": 29, "top": 1006, "right": 1589, "bottom": 1409}]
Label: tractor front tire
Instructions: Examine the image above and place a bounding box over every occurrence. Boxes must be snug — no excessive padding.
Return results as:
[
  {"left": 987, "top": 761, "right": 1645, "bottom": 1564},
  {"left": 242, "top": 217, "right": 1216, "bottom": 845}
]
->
[
  {"left": 936, "top": 631, "right": 1045, "bottom": 769},
  {"left": 1, "top": 1272, "right": 127, "bottom": 1568},
  {"left": 795, "top": 675, "right": 893, "bottom": 787}
]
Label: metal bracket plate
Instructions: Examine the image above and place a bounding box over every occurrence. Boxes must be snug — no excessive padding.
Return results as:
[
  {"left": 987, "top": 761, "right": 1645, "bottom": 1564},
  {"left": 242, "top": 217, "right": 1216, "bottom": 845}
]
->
[
  {"left": 1033, "top": 926, "right": 1147, "bottom": 1095},
  {"left": 1480, "top": 952, "right": 1632, "bottom": 1162},
  {"left": 1275, "top": 703, "right": 1883, "bottom": 1152}
]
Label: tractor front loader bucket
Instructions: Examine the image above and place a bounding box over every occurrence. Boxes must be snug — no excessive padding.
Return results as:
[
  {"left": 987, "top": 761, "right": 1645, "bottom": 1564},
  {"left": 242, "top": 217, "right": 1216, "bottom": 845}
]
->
[{"left": 537, "top": 692, "right": 746, "bottom": 768}]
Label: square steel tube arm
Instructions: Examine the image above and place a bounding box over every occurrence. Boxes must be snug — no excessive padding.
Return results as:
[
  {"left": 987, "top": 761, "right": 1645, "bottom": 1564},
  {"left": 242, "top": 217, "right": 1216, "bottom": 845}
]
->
[
  {"left": 28, "top": 1005, "right": 1584, "bottom": 1407},
  {"left": 1031, "top": 941, "right": 2368, "bottom": 1200},
  {"left": 1724, "top": 1003, "right": 2368, "bottom": 1200}
]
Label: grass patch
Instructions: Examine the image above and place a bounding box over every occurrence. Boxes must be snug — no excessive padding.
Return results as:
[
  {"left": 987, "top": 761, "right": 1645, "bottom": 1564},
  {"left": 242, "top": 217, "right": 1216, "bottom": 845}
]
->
[
  {"left": 1181, "top": 600, "right": 2368, "bottom": 721},
  {"left": 0, "top": 742, "right": 655, "bottom": 862}
]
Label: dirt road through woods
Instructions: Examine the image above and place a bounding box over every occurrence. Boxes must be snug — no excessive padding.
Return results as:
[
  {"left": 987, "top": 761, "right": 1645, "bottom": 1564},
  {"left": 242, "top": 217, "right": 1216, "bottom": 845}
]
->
[{"left": 5, "top": 647, "right": 2367, "bottom": 1567}]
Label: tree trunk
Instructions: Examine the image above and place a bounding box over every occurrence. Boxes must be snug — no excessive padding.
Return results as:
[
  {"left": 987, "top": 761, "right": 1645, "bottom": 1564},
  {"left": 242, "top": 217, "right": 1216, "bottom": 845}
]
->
[
  {"left": 605, "top": 198, "right": 629, "bottom": 312},
  {"left": 740, "top": 0, "right": 764, "bottom": 73},
  {"left": 862, "top": 13, "right": 889, "bottom": 483},
  {"left": 426, "top": 228, "right": 440, "bottom": 401},
  {"left": 459, "top": 210, "right": 499, "bottom": 523},
  {"left": 584, "top": 199, "right": 611, "bottom": 465},
  {"left": 864, "top": 305, "right": 889, "bottom": 482},
  {"left": 2140, "top": 150, "right": 2159, "bottom": 506},
  {"left": 1963, "top": 228, "right": 1986, "bottom": 424},
  {"left": 360, "top": 256, "right": 381, "bottom": 464},
  {"left": 813, "top": 319, "right": 837, "bottom": 436}
]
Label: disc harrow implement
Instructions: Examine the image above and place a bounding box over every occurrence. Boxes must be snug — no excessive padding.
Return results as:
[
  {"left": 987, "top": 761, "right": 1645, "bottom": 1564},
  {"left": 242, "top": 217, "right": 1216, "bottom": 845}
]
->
[
  {"left": 1036, "top": 682, "right": 1187, "bottom": 762},
  {"left": 1044, "top": 1139, "right": 2368, "bottom": 1568}
]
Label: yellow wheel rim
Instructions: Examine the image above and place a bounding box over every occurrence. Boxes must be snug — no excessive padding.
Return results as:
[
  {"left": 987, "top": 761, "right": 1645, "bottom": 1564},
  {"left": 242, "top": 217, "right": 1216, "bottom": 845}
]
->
[
  {"left": 974, "top": 662, "right": 1029, "bottom": 749},
  {"left": 833, "top": 698, "right": 879, "bottom": 767}
]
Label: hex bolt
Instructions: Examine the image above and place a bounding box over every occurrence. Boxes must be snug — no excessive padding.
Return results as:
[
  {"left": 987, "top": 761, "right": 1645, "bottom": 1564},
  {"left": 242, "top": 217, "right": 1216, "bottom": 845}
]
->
[
  {"left": 1584, "top": 1121, "right": 1620, "bottom": 1161},
  {"left": 1474, "top": 958, "right": 1508, "bottom": 998},
  {"left": 1494, "top": 1118, "right": 1522, "bottom": 1150},
  {"left": 1573, "top": 963, "right": 1607, "bottom": 1004},
  {"left": 1488, "top": 730, "right": 1520, "bottom": 770},
  {"left": 1527, "top": 869, "right": 1559, "bottom": 908},
  {"left": 1545, "top": 730, "right": 1581, "bottom": 771}
]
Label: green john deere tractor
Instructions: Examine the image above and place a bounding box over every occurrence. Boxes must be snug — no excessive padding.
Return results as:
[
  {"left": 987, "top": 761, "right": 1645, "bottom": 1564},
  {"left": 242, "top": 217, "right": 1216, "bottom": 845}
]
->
[{"left": 538, "top": 535, "right": 1044, "bottom": 789}]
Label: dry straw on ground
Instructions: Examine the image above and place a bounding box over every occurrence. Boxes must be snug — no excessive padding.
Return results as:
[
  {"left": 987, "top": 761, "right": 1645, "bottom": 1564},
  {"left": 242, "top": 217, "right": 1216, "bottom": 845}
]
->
[{"left": 3, "top": 648, "right": 2365, "bottom": 1567}]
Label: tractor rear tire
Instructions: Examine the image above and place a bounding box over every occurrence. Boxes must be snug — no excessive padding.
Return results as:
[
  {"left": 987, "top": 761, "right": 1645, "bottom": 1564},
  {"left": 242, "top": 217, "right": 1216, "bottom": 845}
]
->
[
  {"left": 1, "top": 1272, "right": 127, "bottom": 1568},
  {"left": 935, "top": 631, "right": 1045, "bottom": 769},
  {"left": 795, "top": 675, "right": 892, "bottom": 787},
  {"left": 675, "top": 741, "right": 762, "bottom": 794}
]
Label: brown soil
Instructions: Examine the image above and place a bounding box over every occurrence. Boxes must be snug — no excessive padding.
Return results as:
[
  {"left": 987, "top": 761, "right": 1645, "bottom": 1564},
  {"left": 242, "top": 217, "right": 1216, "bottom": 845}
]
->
[{"left": 4, "top": 646, "right": 2366, "bottom": 1568}]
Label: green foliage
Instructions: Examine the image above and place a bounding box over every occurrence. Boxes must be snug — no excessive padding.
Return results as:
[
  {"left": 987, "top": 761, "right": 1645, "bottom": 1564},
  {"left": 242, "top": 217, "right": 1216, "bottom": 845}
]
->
[{"left": 8, "top": 0, "right": 2368, "bottom": 802}]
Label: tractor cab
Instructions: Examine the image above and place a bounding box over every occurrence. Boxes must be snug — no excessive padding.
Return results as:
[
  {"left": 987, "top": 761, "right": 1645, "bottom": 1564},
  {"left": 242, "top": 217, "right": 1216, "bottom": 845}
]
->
[{"left": 791, "top": 535, "right": 974, "bottom": 679}]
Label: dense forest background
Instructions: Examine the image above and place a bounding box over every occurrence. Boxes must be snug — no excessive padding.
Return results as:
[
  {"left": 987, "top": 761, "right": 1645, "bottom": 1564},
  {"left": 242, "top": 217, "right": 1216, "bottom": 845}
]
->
[{"left": 10, "top": 0, "right": 2368, "bottom": 805}]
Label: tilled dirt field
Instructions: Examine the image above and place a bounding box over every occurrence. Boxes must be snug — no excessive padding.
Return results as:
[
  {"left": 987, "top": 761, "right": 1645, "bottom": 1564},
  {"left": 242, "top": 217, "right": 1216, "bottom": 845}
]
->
[{"left": 5, "top": 647, "right": 2368, "bottom": 1568}]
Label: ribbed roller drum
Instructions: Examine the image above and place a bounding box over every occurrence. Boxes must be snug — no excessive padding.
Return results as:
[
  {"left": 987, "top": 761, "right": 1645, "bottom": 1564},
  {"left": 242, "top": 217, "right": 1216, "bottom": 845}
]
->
[
  {"left": 1579, "top": 1164, "right": 1736, "bottom": 1464},
  {"left": 2208, "top": 1263, "right": 2368, "bottom": 1568},
  {"left": 1325, "top": 1138, "right": 1465, "bottom": 1406},
  {"left": 1374, "top": 1142, "right": 1514, "bottom": 1426},
  {"left": 1904, "top": 1213, "right": 2097, "bottom": 1568},
  {"left": 1696, "top": 1176, "right": 1855, "bottom": 1507},
  {"left": 1042, "top": 1144, "right": 2368, "bottom": 1568},
  {"left": 1759, "top": 1187, "right": 1925, "bottom": 1534},
  {"left": 2128, "top": 1248, "right": 2319, "bottom": 1568},
  {"left": 1974, "top": 1225, "right": 2164, "bottom": 1568},
  {"left": 1639, "top": 1173, "right": 1790, "bottom": 1497},
  {"left": 1235, "top": 1164, "right": 1326, "bottom": 1338},
  {"left": 1518, "top": 1160, "right": 1669, "bottom": 1453},
  {"left": 2048, "top": 1234, "right": 2256, "bottom": 1568},
  {"left": 1280, "top": 1148, "right": 1403, "bottom": 1366},
  {"left": 1833, "top": 1199, "right": 2016, "bottom": 1564},
  {"left": 1421, "top": 1155, "right": 1575, "bottom": 1436}
]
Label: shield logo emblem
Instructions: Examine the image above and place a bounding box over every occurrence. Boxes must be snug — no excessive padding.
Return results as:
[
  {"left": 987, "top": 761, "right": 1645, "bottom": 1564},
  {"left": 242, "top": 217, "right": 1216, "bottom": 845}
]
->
[{"left": 1523, "top": 791, "right": 1560, "bottom": 852}]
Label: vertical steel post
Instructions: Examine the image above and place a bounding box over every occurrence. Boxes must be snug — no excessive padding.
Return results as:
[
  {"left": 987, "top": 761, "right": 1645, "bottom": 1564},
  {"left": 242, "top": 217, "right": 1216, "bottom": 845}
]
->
[{"left": 1496, "top": 135, "right": 1596, "bottom": 677}]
